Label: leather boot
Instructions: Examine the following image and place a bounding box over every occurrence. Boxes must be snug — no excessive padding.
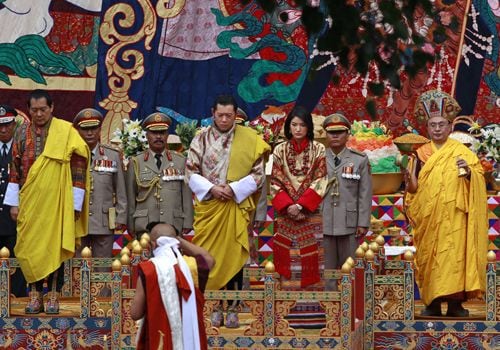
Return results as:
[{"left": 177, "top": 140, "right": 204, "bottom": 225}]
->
[
  {"left": 46, "top": 291, "right": 60, "bottom": 314},
  {"left": 25, "top": 291, "right": 43, "bottom": 314},
  {"left": 421, "top": 298, "right": 442, "bottom": 317},
  {"left": 446, "top": 300, "right": 469, "bottom": 317}
]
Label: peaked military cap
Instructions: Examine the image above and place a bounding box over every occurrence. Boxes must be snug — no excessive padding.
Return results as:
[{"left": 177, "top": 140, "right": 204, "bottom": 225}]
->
[
  {"left": 73, "top": 108, "right": 103, "bottom": 129},
  {"left": 323, "top": 113, "right": 351, "bottom": 132},
  {"left": 0, "top": 105, "right": 17, "bottom": 124},
  {"left": 142, "top": 113, "right": 172, "bottom": 131},
  {"left": 235, "top": 108, "right": 248, "bottom": 125}
]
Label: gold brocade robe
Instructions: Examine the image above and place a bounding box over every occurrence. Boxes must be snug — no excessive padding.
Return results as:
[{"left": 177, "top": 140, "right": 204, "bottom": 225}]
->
[
  {"left": 15, "top": 118, "right": 90, "bottom": 283},
  {"left": 406, "top": 139, "right": 488, "bottom": 305},
  {"left": 188, "top": 125, "right": 270, "bottom": 290}
]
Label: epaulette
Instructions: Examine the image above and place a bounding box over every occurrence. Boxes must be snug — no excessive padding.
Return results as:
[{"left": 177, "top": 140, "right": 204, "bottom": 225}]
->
[{"left": 349, "top": 148, "right": 368, "bottom": 157}]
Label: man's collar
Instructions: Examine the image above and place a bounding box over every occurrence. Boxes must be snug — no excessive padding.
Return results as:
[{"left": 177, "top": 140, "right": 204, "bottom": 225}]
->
[{"left": 211, "top": 123, "right": 235, "bottom": 136}]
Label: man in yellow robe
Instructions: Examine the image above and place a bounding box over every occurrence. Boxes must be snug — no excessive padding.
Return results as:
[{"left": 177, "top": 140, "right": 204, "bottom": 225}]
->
[
  {"left": 4, "top": 90, "right": 90, "bottom": 314},
  {"left": 185, "top": 95, "right": 270, "bottom": 327},
  {"left": 406, "top": 90, "right": 488, "bottom": 317}
]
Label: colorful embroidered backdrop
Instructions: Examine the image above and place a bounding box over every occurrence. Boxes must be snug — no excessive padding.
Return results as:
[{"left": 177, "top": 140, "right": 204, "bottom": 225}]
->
[{"left": 0, "top": 0, "right": 498, "bottom": 136}]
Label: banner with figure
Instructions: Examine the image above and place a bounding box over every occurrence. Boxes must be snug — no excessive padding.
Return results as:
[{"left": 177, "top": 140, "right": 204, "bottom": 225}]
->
[
  {"left": 0, "top": 0, "right": 101, "bottom": 119},
  {"left": 95, "top": 0, "right": 498, "bottom": 140}
]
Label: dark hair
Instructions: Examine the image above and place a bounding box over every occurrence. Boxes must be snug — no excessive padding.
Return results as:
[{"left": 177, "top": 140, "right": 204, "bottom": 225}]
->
[
  {"left": 284, "top": 105, "right": 314, "bottom": 140},
  {"left": 28, "top": 89, "right": 53, "bottom": 108},
  {"left": 212, "top": 95, "right": 237, "bottom": 113}
]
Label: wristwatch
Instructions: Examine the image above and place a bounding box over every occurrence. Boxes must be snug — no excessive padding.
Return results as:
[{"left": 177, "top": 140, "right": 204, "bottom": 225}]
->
[{"left": 296, "top": 204, "right": 303, "bottom": 211}]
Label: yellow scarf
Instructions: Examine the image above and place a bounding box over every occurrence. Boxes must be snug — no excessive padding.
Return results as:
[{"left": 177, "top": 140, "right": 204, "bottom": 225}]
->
[
  {"left": 193, "top": 126, "right": 269, "bottom": 290},
  {"left": 15, "top": 118, "right": 90, "bottom": 283}
]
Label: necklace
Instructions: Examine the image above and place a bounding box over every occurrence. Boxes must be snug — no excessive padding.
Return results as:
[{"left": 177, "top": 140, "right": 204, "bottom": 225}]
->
[{"left": 286, "top": 141, "right": 311, "bottom": 176}]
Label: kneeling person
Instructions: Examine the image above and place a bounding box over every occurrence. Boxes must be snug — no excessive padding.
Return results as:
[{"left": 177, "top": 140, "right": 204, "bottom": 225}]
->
[{"left": 131, "top": 223, "right": 214, "bottom": 350}]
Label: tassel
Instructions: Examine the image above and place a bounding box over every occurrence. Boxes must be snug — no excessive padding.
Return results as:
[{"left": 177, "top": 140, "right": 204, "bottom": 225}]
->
[
  {"left": 273, "top": 233, "right": 292, "bottom": 279},
  {"left": 300, "top": 243, "right": 320, "bottom": 288}
]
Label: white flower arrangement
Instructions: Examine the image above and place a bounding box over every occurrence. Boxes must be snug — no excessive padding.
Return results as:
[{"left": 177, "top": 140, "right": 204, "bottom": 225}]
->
[
  {"left": 112, "top": 119, "right": 148, "bottom": 158},
  {"left": 471, "top": 124, "right": 500, "bottom": 164}
]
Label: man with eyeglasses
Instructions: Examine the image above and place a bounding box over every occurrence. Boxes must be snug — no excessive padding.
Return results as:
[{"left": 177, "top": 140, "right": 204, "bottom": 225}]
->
[
  {"left": 405, "top": 89, "right": 488, "bottom": 318},
  {"left": 4, "top": 89, "right": 90, "bottom": 314}
]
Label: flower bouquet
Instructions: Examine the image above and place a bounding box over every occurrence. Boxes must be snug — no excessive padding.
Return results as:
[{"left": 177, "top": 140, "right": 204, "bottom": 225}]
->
[
  {"left": 112, "top": 119, "right": 148, "bottom": 166},
  {"left": 246, "top": 119, "right": 276, "bottom": 145},
  {"left": 470, "top": 123, "right": 500, "bottom": 189},
  {"left": 249, "top": 105, "right": 286, "bottom": 146}
]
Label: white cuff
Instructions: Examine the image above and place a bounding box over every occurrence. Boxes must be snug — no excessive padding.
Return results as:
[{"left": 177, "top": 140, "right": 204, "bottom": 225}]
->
[
  {"left": 4, "top": 183, "right": 19, "bottom": 206},
  {"left": 188, "top": 174, "right": 214, "bottom": 201},
  {"left": 229, "top": 175, "right": 257, "bottom": 204},
  {"left": 73, "top": 187, "right": 85, "bottom": 211}
]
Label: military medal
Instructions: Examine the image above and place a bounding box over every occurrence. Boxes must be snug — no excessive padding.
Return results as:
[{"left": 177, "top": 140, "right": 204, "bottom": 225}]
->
[{"left": 162, "top": 167, "right": 184, "bottom": 181}]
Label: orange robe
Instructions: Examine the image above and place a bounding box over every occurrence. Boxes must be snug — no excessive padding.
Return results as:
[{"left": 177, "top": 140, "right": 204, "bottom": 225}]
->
[{"left": 406, "top": 139, "right": 488, "bottom": 305}]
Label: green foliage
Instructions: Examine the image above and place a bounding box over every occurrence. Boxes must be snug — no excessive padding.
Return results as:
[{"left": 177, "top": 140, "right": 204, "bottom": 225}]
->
[{"left": 175, "top": 121, "right": 199, "bottom": 152}]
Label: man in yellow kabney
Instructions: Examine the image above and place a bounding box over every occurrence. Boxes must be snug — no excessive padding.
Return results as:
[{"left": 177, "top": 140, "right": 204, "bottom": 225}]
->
[
  {"left": 405, "top": 90, "right": 488, "bottom": 317},
  {"left": 185, "top": 95, "right": 270, "bottom": 327},
  {"left": 4, "top": 90, "right": 90, "bottom": 314}
]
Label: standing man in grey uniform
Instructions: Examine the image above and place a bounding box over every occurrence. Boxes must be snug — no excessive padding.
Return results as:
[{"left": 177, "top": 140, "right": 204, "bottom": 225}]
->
[
  {"left": 322, "top": 114, "right": 372, "bottom": 270},
  {"left": 127, "top": 113, "right": 193, "bottom": 237},
  {"left": 73, "top": 108, "right": 127, "bottom": 258}
]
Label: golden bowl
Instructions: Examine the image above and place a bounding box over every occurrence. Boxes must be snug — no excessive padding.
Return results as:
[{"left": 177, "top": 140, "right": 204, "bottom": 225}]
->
[
  {"left": 393, "top": 141, "right": 428, "bottom": 154},
  {"left": 372, "top": 172, "right": 404, "bottom": 195}
]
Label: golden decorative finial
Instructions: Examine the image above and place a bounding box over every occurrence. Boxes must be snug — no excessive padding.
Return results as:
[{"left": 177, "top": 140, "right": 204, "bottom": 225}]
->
[
  {"left": 139, "top": 237, "right": 149, "bottom": 249},
  {"left": 375, "top": 235, "right": 385, "bottom": 246},
  {"left": 341, "top": 262, "right": 352, "bottom": 273},
  {"left": 121, "top": 246, "right": 130, "bottom": 256},
  {"left": 81, "top": 247, "right": 92, "bottom": 258},
  {"left": 264, "top": 261, "right": 275, "bottom": 273},
  {"left": 111, "top": 259, "right": 122, "bottom": 271},
  {"left": 346, "top": 257, "right": 355, "bottom": 267},
  {"left": 403, "top": 250, "right": 414, "bottom": 261},
  {"left": 369, "top": 241, "right": 379, "bottom": 253},
  {"left": 0, "top": 247, "right": 10, "bottom": 259},
  {"left": 120, "top": 253, "right": 130, "bottom": 266},
  {"left": 141, "top": 233, "right": 151, "bottom": 243},
  {"left": 355, "top": 247, "right": 365, "bottom": 258},
  {"left": 487, "top": 250, "right": 496, "bottom": 262},
  {"left": 365, "top": 249, "right": 375, "bottom": 261},
  {"left": 360, "top": 241, "right": 369, "bottom": 251},
  {"left": 132, "top": 243, "right": 142, "bottom": 255}
]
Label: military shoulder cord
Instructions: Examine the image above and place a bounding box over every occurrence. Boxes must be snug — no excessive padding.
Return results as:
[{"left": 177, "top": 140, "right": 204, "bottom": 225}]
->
[{"left": 132, "top": 158, "right": 161, "bottom": 204}]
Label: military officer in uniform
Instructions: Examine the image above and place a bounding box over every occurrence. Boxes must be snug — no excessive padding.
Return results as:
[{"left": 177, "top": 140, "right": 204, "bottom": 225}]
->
[
  {"left": 126, "top": 113, "right": 193, "bottom": 236},
  {"left": 0, "top": 105, "right": 26, "bottom": 297},
  {"left": 73, "top": 108, "right": 127, "bottom": 259},
  {"left": 322, "top": 114, "right": 372, "bottom": 270}
]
